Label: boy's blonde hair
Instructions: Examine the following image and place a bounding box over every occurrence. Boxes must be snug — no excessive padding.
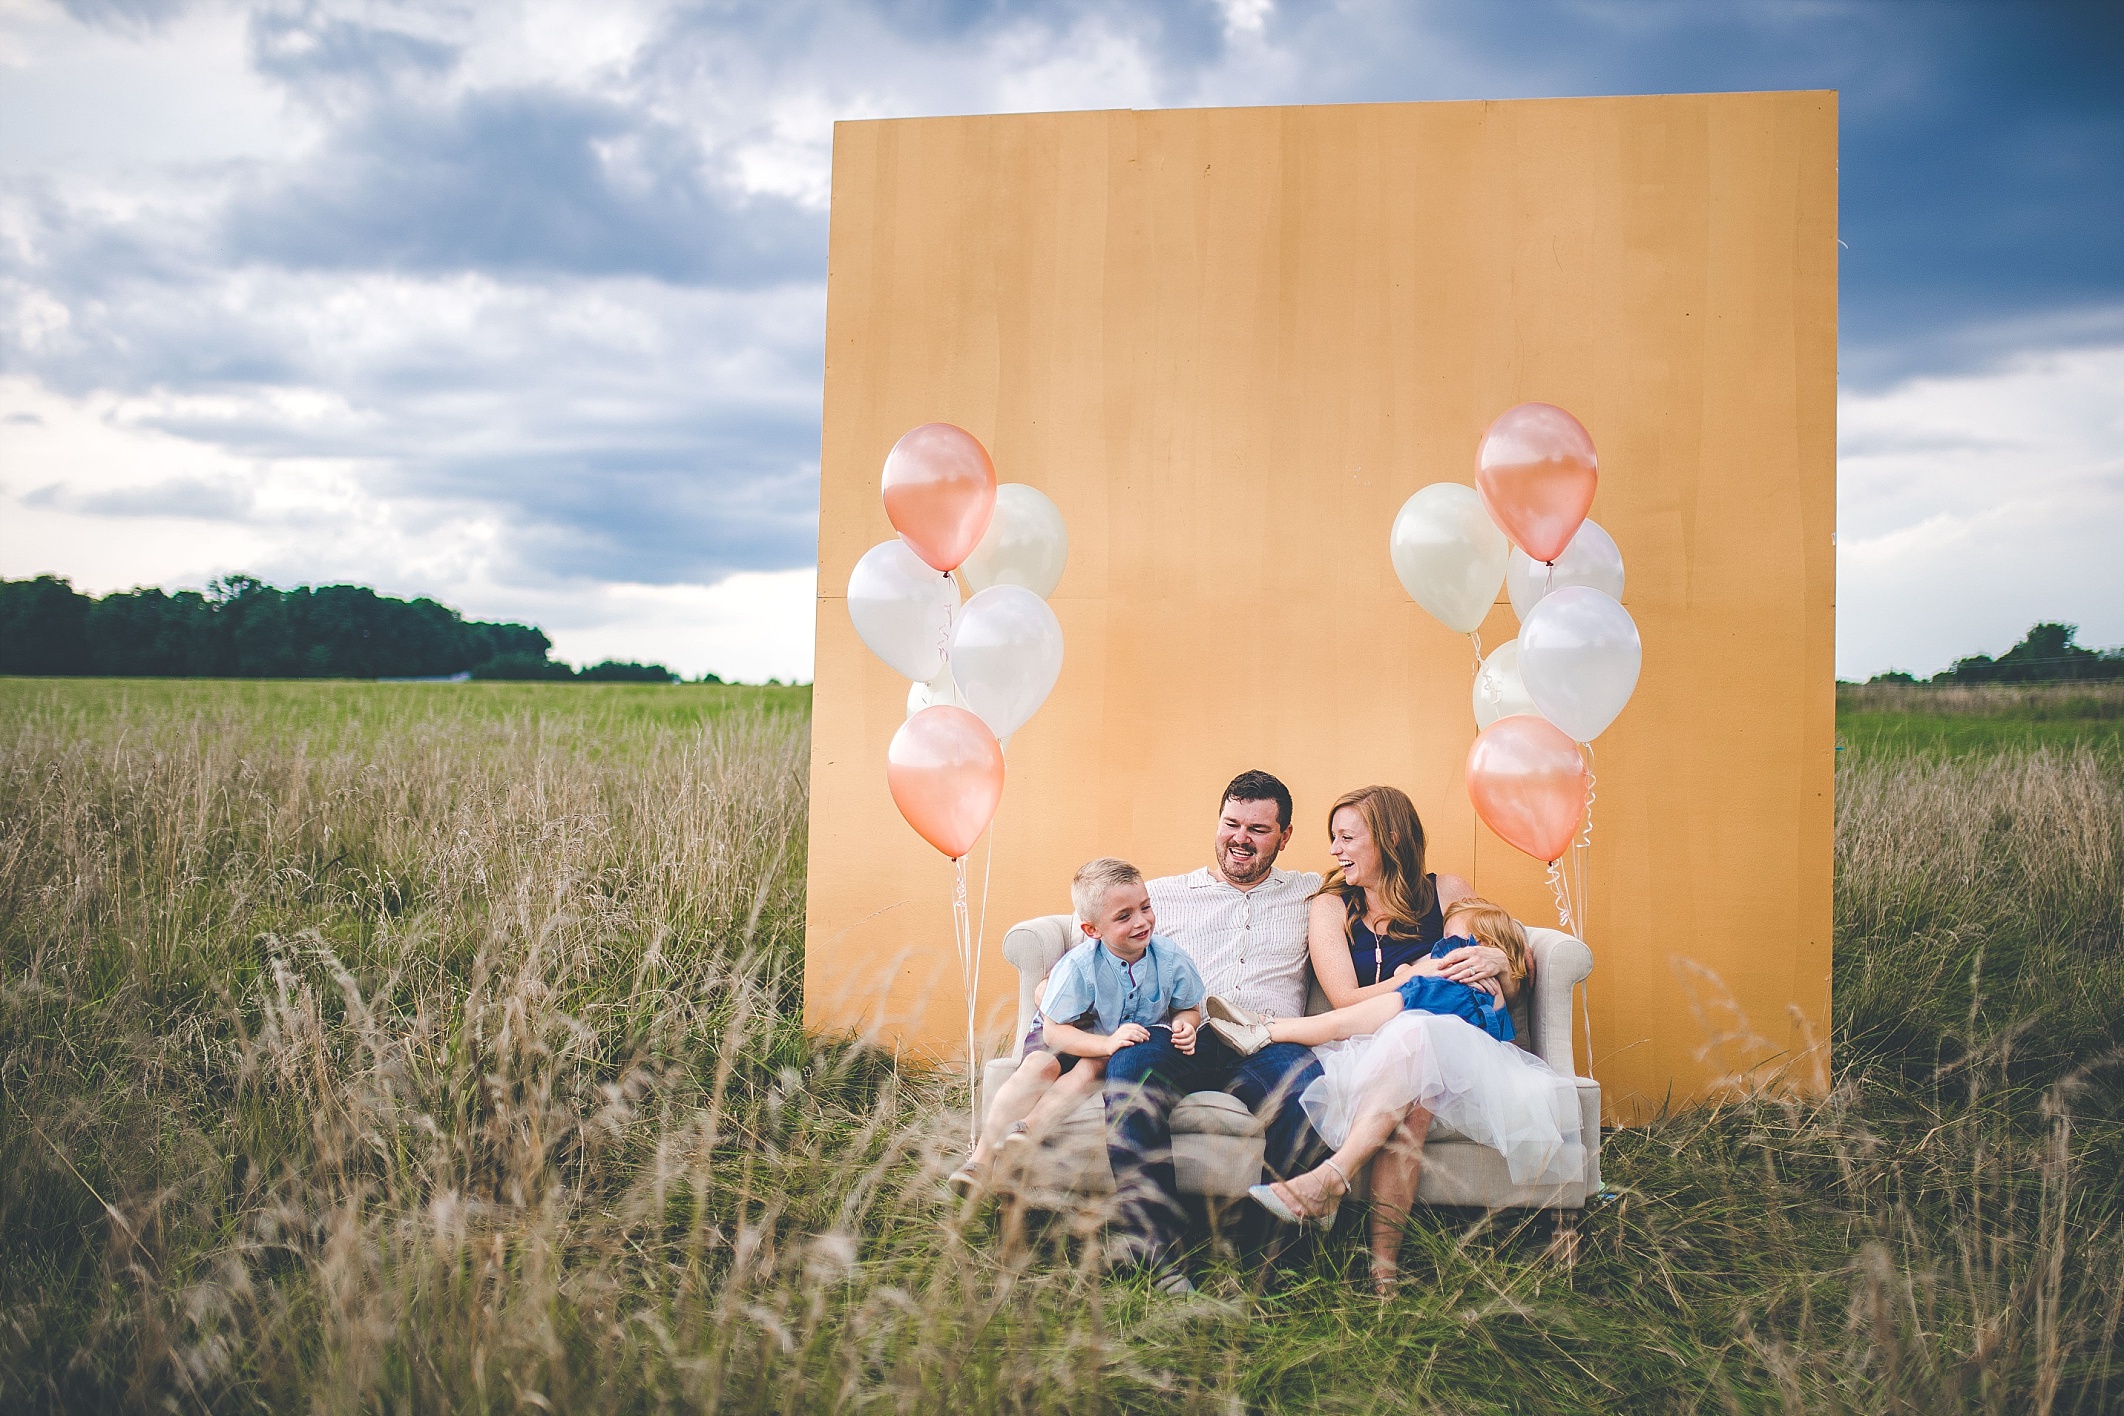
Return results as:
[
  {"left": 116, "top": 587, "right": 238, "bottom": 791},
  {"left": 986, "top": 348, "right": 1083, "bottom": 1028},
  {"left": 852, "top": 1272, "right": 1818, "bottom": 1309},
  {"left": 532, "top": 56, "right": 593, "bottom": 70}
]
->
[
  {"left": 1071, "top": 857, "right": 1144, "bottom": 923},
  {"left": 1442, "top": 896, "right": 1529, "bottom": 984}
]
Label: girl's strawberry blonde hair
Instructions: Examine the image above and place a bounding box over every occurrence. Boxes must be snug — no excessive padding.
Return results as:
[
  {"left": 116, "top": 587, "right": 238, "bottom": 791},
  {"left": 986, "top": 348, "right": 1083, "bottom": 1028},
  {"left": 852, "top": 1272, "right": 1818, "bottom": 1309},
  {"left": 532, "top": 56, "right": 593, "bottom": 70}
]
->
[{"left": 1442, "top": 896, "right": 1529, "bottom": 984}]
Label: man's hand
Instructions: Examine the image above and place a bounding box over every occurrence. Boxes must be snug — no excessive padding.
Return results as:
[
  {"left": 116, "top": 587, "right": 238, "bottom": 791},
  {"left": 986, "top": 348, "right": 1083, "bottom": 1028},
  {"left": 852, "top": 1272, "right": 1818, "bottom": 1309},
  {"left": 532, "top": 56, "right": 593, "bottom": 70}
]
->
[
  {"left": 1106, "top": 1023, "right": 1152, "bottom": 1055},
  {"left": 1169, "top": 1016, "right": 1197, "bottom": 1054}
]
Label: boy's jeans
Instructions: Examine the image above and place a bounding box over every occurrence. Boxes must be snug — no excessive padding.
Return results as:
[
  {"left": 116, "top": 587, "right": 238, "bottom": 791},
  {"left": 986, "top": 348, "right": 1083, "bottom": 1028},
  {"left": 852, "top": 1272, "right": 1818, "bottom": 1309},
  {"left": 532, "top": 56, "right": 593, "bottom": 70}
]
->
[{"left": 1100, "top": 1028, "right": 1325, "bottom": 1270}]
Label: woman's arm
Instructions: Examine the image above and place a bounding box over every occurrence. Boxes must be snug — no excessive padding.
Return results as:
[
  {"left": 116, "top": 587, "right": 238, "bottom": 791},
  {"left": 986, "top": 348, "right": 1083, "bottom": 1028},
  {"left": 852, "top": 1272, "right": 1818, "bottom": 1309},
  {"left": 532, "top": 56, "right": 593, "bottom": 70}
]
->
[{"left": 1308, "top": 894, "right": 1412, "bottom": 1009}]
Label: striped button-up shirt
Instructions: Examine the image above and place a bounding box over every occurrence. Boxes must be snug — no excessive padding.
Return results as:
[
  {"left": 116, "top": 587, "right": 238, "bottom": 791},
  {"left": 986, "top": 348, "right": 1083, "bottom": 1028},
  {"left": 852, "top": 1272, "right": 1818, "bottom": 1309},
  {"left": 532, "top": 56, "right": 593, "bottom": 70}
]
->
[{"left": 1145, "top": 866, "right": 1323, "bottom": 1021}]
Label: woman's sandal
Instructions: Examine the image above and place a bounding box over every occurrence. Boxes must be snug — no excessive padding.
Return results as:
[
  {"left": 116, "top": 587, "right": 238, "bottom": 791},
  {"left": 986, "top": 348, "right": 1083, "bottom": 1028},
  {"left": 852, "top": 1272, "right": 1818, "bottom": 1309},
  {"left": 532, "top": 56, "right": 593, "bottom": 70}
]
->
[{"left": 1247, "top": 1157, "right": 1349, "bottom": 1228}]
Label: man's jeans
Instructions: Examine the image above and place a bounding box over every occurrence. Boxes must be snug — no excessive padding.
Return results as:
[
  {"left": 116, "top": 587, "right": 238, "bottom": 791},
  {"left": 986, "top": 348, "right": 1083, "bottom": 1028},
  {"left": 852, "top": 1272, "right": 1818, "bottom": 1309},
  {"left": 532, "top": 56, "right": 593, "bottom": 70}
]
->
[{"left": 1101, "top": 1029, "right": 1325, "bottom": 1269}]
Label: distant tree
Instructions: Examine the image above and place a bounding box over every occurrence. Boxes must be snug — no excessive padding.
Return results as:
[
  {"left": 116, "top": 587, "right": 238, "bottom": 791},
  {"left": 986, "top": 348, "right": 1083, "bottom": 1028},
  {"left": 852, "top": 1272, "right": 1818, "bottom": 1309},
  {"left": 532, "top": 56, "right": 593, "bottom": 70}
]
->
[
  {"left": 0, "top": 576, "right": 94, "bottom": 675},
  {"left": 472, "top": 653, "right": 575, "bottom": 681},
  {"left": 1866, "top": 670, "right": 1919, "bottom": 685},
  {"left": 577, "top": 660, "right": 676, "bottom": 683},
  {"left": 87, "top": 588, "right": 223, "bottom": 675},
  {"left": 0, "top": 574, "right": 570, "bottom": 680},
  {"left": 1936, "top": 623, "right": 2124, "bottom": 685}
]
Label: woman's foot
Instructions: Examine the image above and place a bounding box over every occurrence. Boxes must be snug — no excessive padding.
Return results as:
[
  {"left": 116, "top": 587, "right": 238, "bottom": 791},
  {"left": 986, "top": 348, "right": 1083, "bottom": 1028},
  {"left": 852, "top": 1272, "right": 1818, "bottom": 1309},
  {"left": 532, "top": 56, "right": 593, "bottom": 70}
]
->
[
  {"left": 947, "top": 1154, "right": 988, "bottom": 1198},
  {"left": 1248, "top": 1159, "right": 1349, "bottom": 1226},
  {"left": 1369, "top": 1254, "right": 1400, "bottom": 1298}
]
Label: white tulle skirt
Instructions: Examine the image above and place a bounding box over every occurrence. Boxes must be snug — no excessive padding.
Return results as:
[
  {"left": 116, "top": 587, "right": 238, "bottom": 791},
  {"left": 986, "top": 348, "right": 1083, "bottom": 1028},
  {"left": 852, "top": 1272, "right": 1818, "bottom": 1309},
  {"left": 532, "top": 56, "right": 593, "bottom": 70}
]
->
[{"left": 1299, "top": 1010, "right": 1584, "bottom": 1187}]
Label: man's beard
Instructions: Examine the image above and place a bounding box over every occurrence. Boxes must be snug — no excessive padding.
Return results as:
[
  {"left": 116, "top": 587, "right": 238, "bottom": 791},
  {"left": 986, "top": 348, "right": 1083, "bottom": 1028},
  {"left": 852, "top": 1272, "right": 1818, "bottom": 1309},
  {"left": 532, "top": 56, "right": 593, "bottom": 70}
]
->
[{"left": 1219, "top": 842, "right": 1277, "bottom": 885}]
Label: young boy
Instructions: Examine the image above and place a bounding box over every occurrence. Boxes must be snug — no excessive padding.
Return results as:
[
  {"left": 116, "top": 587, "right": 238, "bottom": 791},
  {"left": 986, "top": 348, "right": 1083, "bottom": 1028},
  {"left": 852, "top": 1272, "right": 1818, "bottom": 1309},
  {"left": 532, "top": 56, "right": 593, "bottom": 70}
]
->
[{"left": 949, "top": 858, "right": 1206, "bottom": 1196}]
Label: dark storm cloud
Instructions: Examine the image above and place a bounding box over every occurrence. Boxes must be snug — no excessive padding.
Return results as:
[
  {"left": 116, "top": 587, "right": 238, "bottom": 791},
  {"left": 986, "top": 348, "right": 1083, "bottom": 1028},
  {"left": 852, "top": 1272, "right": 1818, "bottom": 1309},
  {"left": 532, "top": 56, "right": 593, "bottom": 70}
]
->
[
  {"left": 250, "top": 11, "right": 459, "bottom": 85},
  {"left": 56, "top": 0, "right": 192, "bottom": 30},
  {"left": 1239, "top": 0, "right": 2124, "bottom": 386},
  {"left": 24, "top": 476, "right": 255, "bottom": 520},
  {"left": 8, "top": 0, "right": 2121, "bottom": 613},
  {"left": 223, "top": 87, "right": 824, "bottom": 285}
]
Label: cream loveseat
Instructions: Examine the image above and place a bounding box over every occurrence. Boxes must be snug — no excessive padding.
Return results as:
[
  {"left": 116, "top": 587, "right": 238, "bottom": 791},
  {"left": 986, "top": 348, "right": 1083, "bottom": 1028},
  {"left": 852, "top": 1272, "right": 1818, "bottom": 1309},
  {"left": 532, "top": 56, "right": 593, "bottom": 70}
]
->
[{"left": 981, "top": 914, "right": 1603, "bottom": 1212}]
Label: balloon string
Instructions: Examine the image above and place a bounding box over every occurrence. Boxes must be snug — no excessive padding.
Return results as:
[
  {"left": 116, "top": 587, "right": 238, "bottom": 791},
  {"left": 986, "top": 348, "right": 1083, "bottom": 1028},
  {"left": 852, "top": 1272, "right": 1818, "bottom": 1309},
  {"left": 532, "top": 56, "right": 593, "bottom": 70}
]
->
[
  {"left": 1572, "top": 745, "right": 1596, "bottom": 1083},
  {"left": 938, "top": 573, "right": 958, "bottom": 682},
  {"left": 972, "top": 801, "right": 998, "bottom": 1119},
  {"left": 953, "top": 855, "right": 976, "bottom": 1144},
  {"left": 1545, "top": 857, "right": 1575, "bottom": 934},
  {"left": 1469, "top": 629, "right": 1484, "bottom": 676}
]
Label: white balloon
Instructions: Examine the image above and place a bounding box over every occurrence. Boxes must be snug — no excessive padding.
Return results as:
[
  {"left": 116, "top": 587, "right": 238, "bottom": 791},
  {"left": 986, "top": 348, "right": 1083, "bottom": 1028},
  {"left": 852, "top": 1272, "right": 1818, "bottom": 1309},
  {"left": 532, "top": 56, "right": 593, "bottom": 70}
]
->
[
  {"left": 1506, "top": 518, "right": 1625, "bottom": 621},
  {"left": 1389, "top": 483, "right": 1510, "bottom": 634},
  {"left": 956, "top": 483, "right": 1070, "bottom": 598},
  {"left": 948, "top": 584, "right": 1063, "bottom": 740},
  {"left": 1471, "top": 639, "right": 1543, "bottom": 730},
  {"left": 1518, "top": 586, "right": 1641, "bottom": 742},
  {"left": 848, "top": 539, "right": 959, "bottom": 682},
  {"left": 905, "top": 662, "right": 968, "bottom": 718}
]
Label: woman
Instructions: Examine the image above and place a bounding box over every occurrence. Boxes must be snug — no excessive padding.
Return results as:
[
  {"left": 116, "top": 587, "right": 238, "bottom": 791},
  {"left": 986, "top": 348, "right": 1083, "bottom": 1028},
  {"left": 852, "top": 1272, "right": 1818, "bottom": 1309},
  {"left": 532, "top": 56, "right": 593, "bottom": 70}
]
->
[{"left": 1236, "top": 786, "right": 1581, "bottom": 1292}]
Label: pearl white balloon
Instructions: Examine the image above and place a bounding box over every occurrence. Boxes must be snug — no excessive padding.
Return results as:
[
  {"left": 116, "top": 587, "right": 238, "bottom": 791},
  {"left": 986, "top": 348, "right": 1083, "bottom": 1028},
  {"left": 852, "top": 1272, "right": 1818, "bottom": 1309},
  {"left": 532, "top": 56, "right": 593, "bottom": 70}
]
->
[
  {"left": 956, "top": 483, "right": 1070, "bottom": 598},
  {"left": 848, "top": 539, "right": 959, "bottom": 683},
  {"left": 1471, "top": 639, "right": 1543, "bottom": 730},
  {"left": 1507, "top": 518, "right": 1624, "bottom": 622},
  {"left": 948, "top": 584, "right": 1063, "bottom": 741},
  {"left": 1518, "top": 586, "right": 1641, "bottom": 742},
  {"left": 905, "top": 662, "right": 968, "bottom": 717},
  {"left": 1389, "top": 483, "right": 1510, "bottom": 634}
]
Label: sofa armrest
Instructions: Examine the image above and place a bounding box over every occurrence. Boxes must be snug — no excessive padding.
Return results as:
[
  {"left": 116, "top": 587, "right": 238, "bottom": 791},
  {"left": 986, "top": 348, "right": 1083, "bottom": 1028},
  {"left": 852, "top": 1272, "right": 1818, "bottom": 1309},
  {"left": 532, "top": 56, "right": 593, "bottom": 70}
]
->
[
  {"left": 1000, "top": 914, "right": 1077, "bottom": 1052},
  {"left": 1524, "top": 927, "right": 1591, "bottom": 1077}
]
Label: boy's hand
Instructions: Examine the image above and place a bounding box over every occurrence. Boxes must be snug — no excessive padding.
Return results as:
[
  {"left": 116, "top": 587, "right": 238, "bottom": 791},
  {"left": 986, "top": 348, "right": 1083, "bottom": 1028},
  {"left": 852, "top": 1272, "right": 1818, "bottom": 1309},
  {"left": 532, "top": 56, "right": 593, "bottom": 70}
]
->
[
  {"left": 1169, "top": 1016, "right": 1197, "bottom": 1054},
  {"left": 1106, "top": 1023, "right": 1152, "bottom": 1055}
]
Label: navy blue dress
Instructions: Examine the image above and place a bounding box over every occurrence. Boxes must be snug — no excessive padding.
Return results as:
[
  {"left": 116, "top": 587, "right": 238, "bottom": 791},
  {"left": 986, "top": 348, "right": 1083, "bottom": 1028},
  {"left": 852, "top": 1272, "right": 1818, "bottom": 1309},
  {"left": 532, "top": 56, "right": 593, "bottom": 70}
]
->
[{"left": 1345, "top": 873, "right": 1445, "bottom": 987}]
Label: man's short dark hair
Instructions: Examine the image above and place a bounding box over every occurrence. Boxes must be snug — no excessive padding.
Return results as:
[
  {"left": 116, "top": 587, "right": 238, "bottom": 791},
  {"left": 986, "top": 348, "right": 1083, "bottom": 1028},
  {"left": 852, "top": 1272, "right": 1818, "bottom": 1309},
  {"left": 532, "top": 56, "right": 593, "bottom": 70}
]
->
[{"left": 1220, "top": 770, "right": 1293, "bottom": 830}]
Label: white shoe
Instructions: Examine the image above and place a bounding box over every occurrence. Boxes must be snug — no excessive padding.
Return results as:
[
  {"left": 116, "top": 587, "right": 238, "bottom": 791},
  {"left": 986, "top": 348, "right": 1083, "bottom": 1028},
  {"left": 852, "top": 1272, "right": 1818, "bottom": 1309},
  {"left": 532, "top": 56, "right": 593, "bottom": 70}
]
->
[
  {"left": 1203, "top": 995, "right": 1264, "bottom": 1027},
  {"left": 1207, "top": 1014, "right": 1273, "bottom": 1056}
]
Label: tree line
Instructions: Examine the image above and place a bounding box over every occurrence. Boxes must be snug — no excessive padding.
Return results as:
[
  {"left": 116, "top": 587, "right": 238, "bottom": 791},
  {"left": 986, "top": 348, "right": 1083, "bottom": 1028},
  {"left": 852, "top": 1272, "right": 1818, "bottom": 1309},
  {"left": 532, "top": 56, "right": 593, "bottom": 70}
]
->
[
  {"left": 0, "top": 575, "right": 688, "bottom": 683},
  {"left": 1867, "top": 622, "right": 2124, "bottom": 686}
]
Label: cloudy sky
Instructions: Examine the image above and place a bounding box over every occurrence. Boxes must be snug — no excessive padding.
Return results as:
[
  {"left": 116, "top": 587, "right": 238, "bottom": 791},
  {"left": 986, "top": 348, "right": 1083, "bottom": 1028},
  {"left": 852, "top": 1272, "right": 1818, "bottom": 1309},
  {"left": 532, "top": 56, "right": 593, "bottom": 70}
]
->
[{"left": 1, "top": 0, "right": 2119, "bottom": 681}]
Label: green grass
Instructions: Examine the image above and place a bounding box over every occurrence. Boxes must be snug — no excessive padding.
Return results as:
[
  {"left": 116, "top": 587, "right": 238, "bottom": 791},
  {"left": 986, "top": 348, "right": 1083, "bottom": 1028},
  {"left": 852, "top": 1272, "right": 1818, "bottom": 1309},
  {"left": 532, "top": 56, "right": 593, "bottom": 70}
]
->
[
  {"left": 2, "top": 677, "right": 2120, "bottom": 1413},
  {"left": 1838, "top": 681, "right": 2124, "bottom": 758}
]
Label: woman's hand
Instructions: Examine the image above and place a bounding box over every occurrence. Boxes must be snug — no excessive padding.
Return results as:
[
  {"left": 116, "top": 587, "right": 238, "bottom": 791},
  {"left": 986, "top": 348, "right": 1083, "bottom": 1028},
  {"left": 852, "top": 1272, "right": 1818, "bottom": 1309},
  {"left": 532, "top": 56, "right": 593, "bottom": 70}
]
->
[
  {"left": 1437, "top": 944, "right": 1512, "bottom": 1000},
  {"left": 1105, "top": 1023, "right": 1152, "bottom": 1055}
]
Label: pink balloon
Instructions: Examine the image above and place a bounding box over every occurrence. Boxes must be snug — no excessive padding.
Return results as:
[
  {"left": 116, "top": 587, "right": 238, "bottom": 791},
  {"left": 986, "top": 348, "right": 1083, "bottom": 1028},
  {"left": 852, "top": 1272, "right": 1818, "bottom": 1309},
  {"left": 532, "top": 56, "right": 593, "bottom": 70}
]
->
[
  {"left": 881, "top": 423, "right": 997, "bottom": 573},
  {"left": 886, "top": 705, "right": 1005, "bottom": 860},
  {"left": 1465, "top": 714, "right": 1588, "bottom": 863},
  {"left": 1476, "top": 403, "right": 1598, "bottom": 565}
]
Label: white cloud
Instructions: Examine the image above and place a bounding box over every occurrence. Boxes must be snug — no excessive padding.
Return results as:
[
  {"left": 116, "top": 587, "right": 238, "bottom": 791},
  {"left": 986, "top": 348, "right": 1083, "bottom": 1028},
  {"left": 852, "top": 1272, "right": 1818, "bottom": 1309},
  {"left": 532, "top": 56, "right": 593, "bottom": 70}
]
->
[
  {"left": 1837, "top": 344, "right": 2124, "bottom": 678},
  {"left": 538, "top": 570, "right": 817, "bottom": 682}
]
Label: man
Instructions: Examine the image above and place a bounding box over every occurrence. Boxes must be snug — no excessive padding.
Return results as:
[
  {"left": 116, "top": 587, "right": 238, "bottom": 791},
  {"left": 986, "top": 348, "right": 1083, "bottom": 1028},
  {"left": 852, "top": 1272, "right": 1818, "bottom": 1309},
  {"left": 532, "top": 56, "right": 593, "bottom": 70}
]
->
[{"left": 1100, "top": 770, "right": 1327, "bottom": 1289}]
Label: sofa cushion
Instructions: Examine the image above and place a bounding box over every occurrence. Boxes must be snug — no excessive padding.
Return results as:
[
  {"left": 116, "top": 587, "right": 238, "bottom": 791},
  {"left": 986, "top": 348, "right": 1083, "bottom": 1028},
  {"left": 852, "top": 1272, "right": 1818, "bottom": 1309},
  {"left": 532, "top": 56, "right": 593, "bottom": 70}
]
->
[{"left": 1172, "top": 1089, "right": 1263, "bottom": 1138}]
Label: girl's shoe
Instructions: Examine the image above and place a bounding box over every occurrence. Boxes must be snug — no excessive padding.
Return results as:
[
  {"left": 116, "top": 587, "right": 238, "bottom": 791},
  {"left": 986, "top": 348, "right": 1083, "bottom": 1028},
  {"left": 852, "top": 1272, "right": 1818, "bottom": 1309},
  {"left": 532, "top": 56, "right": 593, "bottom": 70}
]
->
[
  {"left": 1247, "top": 1158, "right": 1349, "bottom": 1228},
  {"left": 1207, "top": 1015, "right": 1273, "bottom": 1056},
  {"left": 1202, "top": 995, "right": 1273, "bottom": 1055}
]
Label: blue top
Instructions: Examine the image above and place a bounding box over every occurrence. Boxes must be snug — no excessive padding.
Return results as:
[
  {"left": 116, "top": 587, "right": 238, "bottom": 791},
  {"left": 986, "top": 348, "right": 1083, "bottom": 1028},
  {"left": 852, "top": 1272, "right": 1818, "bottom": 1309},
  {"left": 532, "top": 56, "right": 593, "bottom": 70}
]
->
[
  {"left": 1040, "top": 933, "right": 1207, "bottom": 1037},
  {"left": 1345, "top": 874, "right": 1445, "bottom": 986},
  {"left": 1394, "top": 933, "right": 1515, "bottom": 1043}
]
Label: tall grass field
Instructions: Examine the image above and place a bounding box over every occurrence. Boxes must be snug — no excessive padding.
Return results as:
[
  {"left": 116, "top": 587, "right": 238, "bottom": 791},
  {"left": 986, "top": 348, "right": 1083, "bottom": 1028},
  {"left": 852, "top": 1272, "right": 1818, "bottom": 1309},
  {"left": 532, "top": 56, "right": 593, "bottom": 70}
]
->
[{"left": 3, "top": 677, "right": 2121, "bottom": 1412}]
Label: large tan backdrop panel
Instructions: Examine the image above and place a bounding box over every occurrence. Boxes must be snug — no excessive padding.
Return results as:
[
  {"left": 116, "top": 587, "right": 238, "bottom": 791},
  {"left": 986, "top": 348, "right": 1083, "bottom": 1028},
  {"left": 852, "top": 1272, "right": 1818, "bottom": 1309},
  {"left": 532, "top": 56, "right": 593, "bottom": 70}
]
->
[{"left": 807, "top": 94, "right": 1836, "bottom": 1121}]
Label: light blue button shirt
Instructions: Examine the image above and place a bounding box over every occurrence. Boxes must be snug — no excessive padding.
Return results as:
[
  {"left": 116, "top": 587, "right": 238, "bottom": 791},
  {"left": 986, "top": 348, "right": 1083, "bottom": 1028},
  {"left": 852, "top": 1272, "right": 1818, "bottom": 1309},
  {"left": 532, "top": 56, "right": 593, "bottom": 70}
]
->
[{"left": 1040, "top": 933, "right": 1206, "bottom": 1037}]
